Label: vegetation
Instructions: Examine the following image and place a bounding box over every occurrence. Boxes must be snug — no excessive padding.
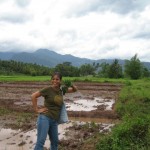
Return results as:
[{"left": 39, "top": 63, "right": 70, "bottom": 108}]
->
[
  {"left": 108, "top": 59, "right": 123, "bottom": 78},
  {"left": 0, "top": 75, "right": 141, "bottom": 83},
  {"left": 0, "top": 54, "right": 149, "bottom": 79},
  {"left": 0, "top": 75, "right": 51, "bottom": 81},
  {"left": 124, "top": 54, "right": 142, "bottom": 79},
  {"left": 54, "top": 62, "right": 80, "bottom": 77},
  {"left": 0, "top": 60, "right": 50, "bottom": 76},
  {"left": 96, "top": 78, "right": 150, "bottom": 150}
]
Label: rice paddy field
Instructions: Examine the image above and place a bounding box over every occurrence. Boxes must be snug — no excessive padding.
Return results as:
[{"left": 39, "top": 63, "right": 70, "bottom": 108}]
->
[{"left": 0, "top": 75, "right": 149, "bottom": 150}]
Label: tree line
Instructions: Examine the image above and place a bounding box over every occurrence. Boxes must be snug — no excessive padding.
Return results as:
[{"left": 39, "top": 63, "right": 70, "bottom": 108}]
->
[
  {"left": 0, "top": 60, "right": 50, "bottom": 76},
  {"left": 0, "top": 54, "right": 150, "bottom": 79}
]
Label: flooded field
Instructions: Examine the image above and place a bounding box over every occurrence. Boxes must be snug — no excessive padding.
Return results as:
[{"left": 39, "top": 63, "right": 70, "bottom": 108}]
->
[
  {"left": 0, "top": 81, "right": 122, "bottom": 150},
  {"left": 0, "top": 122, "right": 72, "bottom": 150}
]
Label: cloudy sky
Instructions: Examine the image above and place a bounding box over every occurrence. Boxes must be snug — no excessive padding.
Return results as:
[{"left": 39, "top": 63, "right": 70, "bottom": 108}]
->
[{"left": 0, "top": 0, "right": 150, "bottom": 62}]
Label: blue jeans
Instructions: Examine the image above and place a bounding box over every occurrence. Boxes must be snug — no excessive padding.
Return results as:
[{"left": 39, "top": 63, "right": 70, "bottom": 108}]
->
[{"left": 34, "top": 114, "right": 58, "bottom": 150}]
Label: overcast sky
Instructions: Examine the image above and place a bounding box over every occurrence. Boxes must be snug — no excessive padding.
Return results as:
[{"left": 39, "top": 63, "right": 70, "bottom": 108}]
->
[{"left": 0, "top": 0, "right": 150, "bottom": 62}]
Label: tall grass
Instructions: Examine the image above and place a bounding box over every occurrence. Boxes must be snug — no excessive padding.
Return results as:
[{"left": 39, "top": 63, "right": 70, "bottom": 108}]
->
[{"left": 96, "top": 78, "right": 150, "bottom": 150}]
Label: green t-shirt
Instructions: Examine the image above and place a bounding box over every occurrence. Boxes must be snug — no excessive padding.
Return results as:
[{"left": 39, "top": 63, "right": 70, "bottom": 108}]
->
[{"left": 39, "top": 86, "right": 63, "bottom": 120}]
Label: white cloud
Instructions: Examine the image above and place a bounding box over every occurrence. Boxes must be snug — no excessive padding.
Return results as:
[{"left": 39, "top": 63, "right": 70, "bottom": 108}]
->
[{"left": 0, "top": 0, "right": 150, "bottom": 62}]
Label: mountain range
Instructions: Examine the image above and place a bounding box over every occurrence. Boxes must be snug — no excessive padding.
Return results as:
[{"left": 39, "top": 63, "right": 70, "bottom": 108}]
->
[{"left": 0, "top": 49, "right": 150, "bottom": 69}]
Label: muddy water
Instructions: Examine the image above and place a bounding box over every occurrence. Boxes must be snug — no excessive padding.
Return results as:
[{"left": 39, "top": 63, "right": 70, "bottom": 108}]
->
[
  {"left": 0, "top": 93, "right": 115, "bottom": 150},
  {"left": 0, "top": 98, "right": 116, "bottom": 149},
  {"left": 0, "top": 82, "right": 122, "bottom": 150},
  {"left": 0, "top": 117, "right": 115, "bottom": 150},
  {"left": 0, "top": 123, "right": 73, "bottom": 150},
  {"left": 0, "top": 121, "right": 114, "bottom": 150},
  {"left": 70, "top": 117, "right": 118, "bottom": 124}
]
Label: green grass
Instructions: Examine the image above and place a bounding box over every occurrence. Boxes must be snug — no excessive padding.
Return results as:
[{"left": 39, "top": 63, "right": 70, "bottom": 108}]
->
[
  {"left": 0, "top": 107, "right": 12, "bottom": 116},
  {"left": 96, "top": 78, "right": 150, "bottom": 150},
  {"left": 0, "top": 75, "right": 146, "bottom": 83},
  {"left": 0, "top": 75, "right": 51, "bottom": 81}
]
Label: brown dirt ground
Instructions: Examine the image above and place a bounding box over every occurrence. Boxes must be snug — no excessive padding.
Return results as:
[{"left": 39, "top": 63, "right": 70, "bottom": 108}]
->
[{"left": 0, "top": 81, "right": 123, "bottom": 150}]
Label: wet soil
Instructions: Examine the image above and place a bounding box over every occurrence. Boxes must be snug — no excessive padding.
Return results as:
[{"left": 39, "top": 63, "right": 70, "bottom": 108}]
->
[{"left": 0, "top": 81, "right": 122, "bottom": 149}]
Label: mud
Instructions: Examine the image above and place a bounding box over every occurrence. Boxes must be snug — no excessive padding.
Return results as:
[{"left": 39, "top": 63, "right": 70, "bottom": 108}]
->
[{"left": 0, "top": 81, "right": 122, "bottom": 150}]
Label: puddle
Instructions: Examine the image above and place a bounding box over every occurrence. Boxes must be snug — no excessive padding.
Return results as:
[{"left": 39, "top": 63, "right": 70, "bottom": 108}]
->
[
  {"left": 14, "top": 93, "right": 115, "bottom": 112},
  {"left": 0, "top": 121, "right": 114, "bottom": 150},
  {"left": 1, "top": 91, "right": 116, "bottom": 149},
  {"left": 66, "top": 97, "right": 115, "bottom": 111},
  {"left": 0, "top": 122, "right": 72, "bottom": 150}
]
